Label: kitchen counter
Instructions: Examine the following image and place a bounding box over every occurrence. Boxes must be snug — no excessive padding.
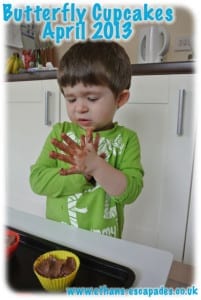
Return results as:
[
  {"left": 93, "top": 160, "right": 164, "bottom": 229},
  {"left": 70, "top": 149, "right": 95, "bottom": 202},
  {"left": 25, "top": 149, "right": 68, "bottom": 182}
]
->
[
  {"left": 6, "top": 61, "right": 195, "bottom": 82},
  {"left": 6, "top": 207, "right": 173, "bottom": 287}
]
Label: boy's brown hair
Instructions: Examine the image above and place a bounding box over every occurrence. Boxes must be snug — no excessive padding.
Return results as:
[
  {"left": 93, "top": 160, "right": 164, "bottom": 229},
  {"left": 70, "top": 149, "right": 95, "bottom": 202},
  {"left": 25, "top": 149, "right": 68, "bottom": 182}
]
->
[{"left": 57, "top": 41, "right": 131, "bottom": 97}]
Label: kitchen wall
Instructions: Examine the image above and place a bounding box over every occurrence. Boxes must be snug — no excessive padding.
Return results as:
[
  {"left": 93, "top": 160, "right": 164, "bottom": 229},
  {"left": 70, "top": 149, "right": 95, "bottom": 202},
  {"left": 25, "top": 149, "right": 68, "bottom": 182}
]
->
[{"left": 54, "top": 6, "right": 194, "bottom": 64}]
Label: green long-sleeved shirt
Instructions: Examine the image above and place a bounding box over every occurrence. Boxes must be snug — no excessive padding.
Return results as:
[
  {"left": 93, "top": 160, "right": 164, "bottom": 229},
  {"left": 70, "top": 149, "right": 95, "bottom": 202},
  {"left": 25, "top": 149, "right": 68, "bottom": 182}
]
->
[{"left": 30, "top": 122, "right": 144, "bottom": 238}]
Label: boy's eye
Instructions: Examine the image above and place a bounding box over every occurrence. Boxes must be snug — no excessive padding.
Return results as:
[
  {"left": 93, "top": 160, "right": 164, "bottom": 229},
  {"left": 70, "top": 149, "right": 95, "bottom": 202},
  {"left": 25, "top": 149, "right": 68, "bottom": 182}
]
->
[
  {"left": 87, "top": 97, "right": 98, "bottom": 102},
  {"left": 66, "top": 98, "right": 76, "bottom": 103}
]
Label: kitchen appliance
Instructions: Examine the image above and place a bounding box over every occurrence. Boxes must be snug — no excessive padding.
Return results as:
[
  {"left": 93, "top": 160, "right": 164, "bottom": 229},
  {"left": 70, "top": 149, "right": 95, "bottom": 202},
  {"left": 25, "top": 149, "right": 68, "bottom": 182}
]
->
[{"left": 137, "top": 25, "right": 170, "bottom": 63}]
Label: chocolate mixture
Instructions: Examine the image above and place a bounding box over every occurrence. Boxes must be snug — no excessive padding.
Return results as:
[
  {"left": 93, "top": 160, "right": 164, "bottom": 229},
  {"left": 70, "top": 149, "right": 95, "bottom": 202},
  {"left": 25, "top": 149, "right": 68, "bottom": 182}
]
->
[{"left": 35, "top": 255, "right": 76, "bottom": 278}]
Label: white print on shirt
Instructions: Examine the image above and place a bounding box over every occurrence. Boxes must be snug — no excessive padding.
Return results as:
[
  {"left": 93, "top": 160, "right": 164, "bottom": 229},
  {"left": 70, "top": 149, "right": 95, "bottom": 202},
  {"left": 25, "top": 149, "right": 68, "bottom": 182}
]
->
[
  {"left": 101, "top": 225, "right": 117, "bottom": 236},
  {"left": 66, "top": 185, "right": 99, "bottom": 227},
  {"left": 104, "top": 194, "right": 117, "bottom": 219},
  {"left": 67, "top": 193, "right": 87, "bottom": 227},
  {"left": 67, "top": 131, "right": 80, "bottom": 144},
  {"left": 91, "top": 225, "right": 117, "bottom": 237},
  {"left": 98, "top": 135, "right": 124, "bottom": 160}
]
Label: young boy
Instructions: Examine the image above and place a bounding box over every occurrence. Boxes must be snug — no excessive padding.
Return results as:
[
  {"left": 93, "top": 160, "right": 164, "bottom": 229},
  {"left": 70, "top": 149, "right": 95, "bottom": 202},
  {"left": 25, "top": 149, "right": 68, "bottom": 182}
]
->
[{"left": 30, "top": 41, "right": 144, "bottom": 238}]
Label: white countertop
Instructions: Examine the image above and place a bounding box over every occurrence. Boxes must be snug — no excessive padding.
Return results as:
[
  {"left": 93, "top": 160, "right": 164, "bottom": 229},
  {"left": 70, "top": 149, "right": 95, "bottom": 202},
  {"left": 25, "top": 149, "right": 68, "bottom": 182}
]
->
[{"left": 6, "top": 207, "right": 173, "bottom": 287}]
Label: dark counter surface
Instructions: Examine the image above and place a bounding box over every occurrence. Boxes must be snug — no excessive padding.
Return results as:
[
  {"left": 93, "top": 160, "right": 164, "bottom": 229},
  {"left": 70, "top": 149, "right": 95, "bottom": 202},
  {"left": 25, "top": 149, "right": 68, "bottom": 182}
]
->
[
  {"left": 6, "top": 69, "right": 58, "bottom": 82},
  {"left": 6, "top": 61, "right": 195, "bottom": 82},
  {"left": 131, "top": 61, "right": 195, "bottom": 76}
]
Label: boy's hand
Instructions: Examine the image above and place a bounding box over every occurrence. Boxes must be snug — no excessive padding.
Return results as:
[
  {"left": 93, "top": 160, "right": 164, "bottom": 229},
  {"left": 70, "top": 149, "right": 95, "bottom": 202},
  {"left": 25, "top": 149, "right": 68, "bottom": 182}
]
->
[{"left": 50, "top": 128, "right": 105, "bottom": 177}]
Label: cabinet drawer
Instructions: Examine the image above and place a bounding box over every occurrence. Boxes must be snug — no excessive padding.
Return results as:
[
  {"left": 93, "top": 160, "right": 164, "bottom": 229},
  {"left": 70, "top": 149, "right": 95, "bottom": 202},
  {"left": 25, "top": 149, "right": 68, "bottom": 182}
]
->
[
  {"left": 6, "top": 81, "right": 43, "bottom": 103},
  {"left": 129, "top": 75, "right": 169, "bottom": 104}
]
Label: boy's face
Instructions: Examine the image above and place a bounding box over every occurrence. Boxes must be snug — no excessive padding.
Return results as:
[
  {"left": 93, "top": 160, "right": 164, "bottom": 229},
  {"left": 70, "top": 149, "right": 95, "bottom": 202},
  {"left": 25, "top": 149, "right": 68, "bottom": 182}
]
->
[{"left": 62, "top": 82, "right": 120, "bottom": 131}]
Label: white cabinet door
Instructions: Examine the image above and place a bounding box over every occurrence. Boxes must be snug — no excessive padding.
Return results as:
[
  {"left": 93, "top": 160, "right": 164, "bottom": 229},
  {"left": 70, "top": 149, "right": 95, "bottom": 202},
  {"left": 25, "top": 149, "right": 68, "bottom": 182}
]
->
[
  {"left": 157, "top": 75, "right": 195, "bottom": 261},
  {"left": 116, "top": 75, "right": 195, "bottom": 262},
  {"left": 115, "top": 76, "right": 169, "bottom": 247},
  {"left": 6, "top": 80, "right": 60, "bottom": 217}
]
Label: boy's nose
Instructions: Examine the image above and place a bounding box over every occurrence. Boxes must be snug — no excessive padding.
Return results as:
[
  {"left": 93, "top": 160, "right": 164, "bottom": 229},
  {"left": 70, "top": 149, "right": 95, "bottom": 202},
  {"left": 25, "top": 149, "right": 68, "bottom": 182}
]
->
[{"left": 76, "top": 99, "right": 89, "bottom": 113}]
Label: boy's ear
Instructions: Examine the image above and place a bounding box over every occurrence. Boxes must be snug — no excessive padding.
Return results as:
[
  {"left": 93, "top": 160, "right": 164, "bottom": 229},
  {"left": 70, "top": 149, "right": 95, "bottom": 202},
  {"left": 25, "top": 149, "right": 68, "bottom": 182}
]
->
[{"left": 116, "top": 90, "right": 130, "bottom": 109}]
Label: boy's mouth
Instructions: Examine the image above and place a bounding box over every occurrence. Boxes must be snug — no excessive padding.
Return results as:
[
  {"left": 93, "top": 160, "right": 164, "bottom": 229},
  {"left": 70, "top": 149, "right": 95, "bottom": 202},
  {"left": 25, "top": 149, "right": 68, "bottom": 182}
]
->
[{"left": 77, "top": 118, "right": 92, "bottom": 127}]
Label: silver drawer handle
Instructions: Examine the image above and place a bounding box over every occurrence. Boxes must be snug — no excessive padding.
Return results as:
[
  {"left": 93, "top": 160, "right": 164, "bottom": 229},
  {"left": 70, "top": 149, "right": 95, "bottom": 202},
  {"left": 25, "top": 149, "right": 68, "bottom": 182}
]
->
[
  {"left": 45, "top": 90, "right": 52, "bottom": 126},
  {"left": 177, "top": 89, "right": 185, "bottom": 136}
]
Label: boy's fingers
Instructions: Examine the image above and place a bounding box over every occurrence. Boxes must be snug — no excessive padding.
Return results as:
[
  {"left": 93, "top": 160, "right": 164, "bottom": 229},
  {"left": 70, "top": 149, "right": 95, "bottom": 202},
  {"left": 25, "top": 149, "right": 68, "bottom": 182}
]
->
[
  {"left": 59, "top": 167, "right": 79, "bottom": 176},
  {"left": 80, "top": 135, "right": 85, "bottom": 148},
  {"left": 49, "top": 151, "right": 75, "bottom": 165},
  {"left": 94, "top": 133, "right": 100, "bottom": 151},
  {"left": 61, "top": 133, "right": 81, "bottom": 149},
  {"left": 49, "top": 151, "right": 59, "bottom": 159},
  {"left": 85, "top": 127, "right": 94, "bottom": 143},
  {"left": 51, "top": 138, "right": 69, "bottom": 153},
  {"left": 51, "top": 138, "right": 78, "bottom": 156}
]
